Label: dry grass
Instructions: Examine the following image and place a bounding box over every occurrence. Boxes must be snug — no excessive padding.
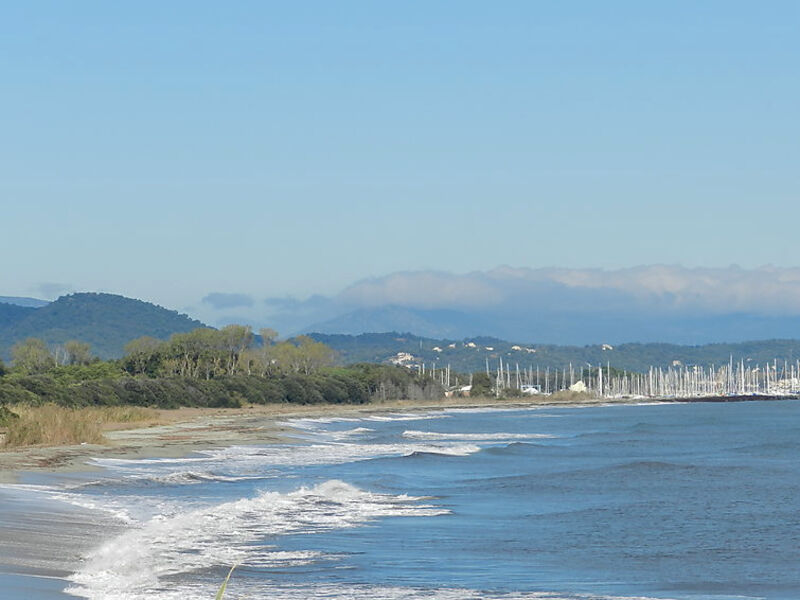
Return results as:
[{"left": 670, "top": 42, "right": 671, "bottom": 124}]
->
[
  {"left": 92, "top": 405, "right": 160, "bottom": 425},
  {"left": 2, "top": 404, "right": 160, "bottom": 448}
]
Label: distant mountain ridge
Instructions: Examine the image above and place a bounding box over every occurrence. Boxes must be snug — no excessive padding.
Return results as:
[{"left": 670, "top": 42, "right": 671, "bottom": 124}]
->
[
  {"left": 3, "top": 291, "right": 800, "bottom": 373},
  {"left": 303, "top": 306, "right": 481, "bottom": 339},
  {"left": 0, "top": 293, "right": 205, "bottom": 360},
  {"left": 302, "top": 305, "right": 800, "bottom": 345},
  {"left": 0, "top": 296, "right": 49, "bottom": 308},
  {"left": 309, "top": 331, "right": 800, "bottom": 373}
]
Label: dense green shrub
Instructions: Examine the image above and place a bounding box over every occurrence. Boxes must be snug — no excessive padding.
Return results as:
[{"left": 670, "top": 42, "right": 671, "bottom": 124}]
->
[{"left": 0, "top": 349, "right": 442, "bottom": 410}]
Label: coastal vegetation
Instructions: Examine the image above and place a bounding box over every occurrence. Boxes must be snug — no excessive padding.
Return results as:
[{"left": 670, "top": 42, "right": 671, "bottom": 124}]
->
[
  {"left": 0, "top": 326, "right": 446, "bottom": 447},
  {"left": 0, "top": 405, "right": 159, "bottom": 448}
]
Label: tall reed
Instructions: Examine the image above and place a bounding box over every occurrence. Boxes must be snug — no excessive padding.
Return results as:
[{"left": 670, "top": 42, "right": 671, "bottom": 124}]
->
[{"left": 2, "top": 404, "right": 159, "bottom": 448}]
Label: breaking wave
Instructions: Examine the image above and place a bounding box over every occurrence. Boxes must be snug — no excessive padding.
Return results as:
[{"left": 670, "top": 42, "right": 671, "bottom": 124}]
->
[
  {"left": 402, "top": 430, "right": 555, "bottom": 441},
  {"left": 65, "top": 480, "right": 449, "bottom": 600}
]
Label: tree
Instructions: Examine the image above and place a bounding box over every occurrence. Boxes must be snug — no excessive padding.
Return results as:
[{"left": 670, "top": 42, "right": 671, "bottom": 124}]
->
[
  {"left": 253, "top": 328, "right": 280, "bottom": 376},
  {"left": 295, "top": 336, "right": 335, "bottom": 374},
  {"left": 12, "top": 338, "right": 56, "bottom": 374},
  {"left": 64, "top": 340, "right": 93, "bottom": 365},
  {"left": 166, "top": 328, "right": 219, "bottom": 379},
  {"left": 217, "top": 325, "right": 254, "bottom": 376},
  {"left": 123, "top": 336, "right": 164, "bottom": 376},
  {"left": 0, "top": 359, "right": 7, "bottom": 377},
  {"left": 471, "top": 372, "right": 492, "bottom": 397},
  {"left": 259, "top": 328, "right": 278, "bottom": 346},
  {"left": 270, "top": 341, "right": 301, "bottom": 374}
]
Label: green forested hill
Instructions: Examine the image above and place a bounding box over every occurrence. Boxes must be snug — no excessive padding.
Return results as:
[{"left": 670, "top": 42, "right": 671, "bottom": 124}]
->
[
  {"left": 0, "top": 293, "right": 205, "bottom": 360},
  {"left": 0, "top": 303, "right": 37, "bottom": 330},
  {"left": 310, "top": 332, "right": 800, "bottom": 373}
]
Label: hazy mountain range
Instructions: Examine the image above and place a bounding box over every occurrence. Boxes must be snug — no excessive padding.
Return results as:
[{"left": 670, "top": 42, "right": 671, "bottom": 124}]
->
[
  {"left": 195, "top": 265, "right": 800, "bottom": 345},
  {"left": 3, "top": 292, "right": 800, "bottom": 372}
]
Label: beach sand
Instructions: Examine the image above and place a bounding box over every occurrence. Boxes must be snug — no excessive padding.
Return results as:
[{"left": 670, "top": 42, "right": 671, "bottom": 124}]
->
[{"left": 0, "top": 394, "right": 619, "bottom": 483}]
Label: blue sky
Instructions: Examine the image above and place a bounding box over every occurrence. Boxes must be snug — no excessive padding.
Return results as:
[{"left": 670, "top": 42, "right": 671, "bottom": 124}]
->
[{"left": 2, "top": 1, "right": 799, "bottom": 322}]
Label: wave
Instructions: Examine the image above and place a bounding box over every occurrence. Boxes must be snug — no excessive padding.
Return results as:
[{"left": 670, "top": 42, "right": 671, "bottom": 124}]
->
[
  {"left": 731, "top": 440, "right": 800, "bottom": 455},
  {"left": 283, "top": 412, "right": 450, "bottom": 431},
  {"left": 403, "top": 430, "right": 554, "bottom": 441},
  {"left": 328, "top": 426, "right": 376, "bottom": 440},
  {"left": 64, "top": 480, "right": 448, "bottom": 600},
  {"left": 403, "top": 444, "right": 483, "bottom": 459},
  {"left": 442, "top": 406, "right": 563, "bottom": 417},
  {"left": 483, "top": 441, "right": 550, "bottom": 455},
  {"left": 87, "top": 439, "right": 484, "bottom": 478},
  {"left": 363, "top": 412, "right": 451, "bottom": 422},
  {"left": 67, "top": 470, "right": 266, "bottom": 490}
]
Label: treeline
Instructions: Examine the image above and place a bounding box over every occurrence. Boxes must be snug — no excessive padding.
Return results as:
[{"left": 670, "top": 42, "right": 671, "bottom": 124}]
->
[
  {"left": 121, "top": 326, "right": 335, "bottom": 379},
  {"left": 0, "top": 327, "right": 444, "bottom": 409}
]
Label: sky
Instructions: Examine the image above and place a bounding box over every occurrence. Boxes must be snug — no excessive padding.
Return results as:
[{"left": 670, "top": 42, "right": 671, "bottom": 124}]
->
[{"left": 2, "top": 1, "right": 799, "bottom": 328}]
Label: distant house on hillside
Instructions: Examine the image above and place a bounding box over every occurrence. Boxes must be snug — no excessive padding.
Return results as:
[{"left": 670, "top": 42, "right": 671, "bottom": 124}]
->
[{"left": 389, "top": 352, "right": 416, "bottom": 366}]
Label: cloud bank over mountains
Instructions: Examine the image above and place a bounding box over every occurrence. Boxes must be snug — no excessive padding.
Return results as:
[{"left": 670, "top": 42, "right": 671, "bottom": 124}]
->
[
  {"left": 339, "top": 266, "right": 800, "bottom": 315},
  {"left": 197, "top": 265, "right": 800, "bottom": 345}
]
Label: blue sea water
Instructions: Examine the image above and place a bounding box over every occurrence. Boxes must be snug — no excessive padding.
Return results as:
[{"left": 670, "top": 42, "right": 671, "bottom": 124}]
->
[{"left": 2, "top": 400, "right": 799, "bottom": 600}]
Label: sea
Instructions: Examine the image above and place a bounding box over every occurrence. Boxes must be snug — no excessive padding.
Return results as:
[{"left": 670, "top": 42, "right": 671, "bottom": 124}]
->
[{"left": 1, "top": 399, "right": 799, "bottom": 600}]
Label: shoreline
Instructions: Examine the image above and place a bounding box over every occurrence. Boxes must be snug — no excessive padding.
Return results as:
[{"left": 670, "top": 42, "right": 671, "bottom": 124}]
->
[
  {"left": 1, "top": 393, "right": 797, "bottom": 483},
  {"left": 1, "top": 394, "right": 797, "bottom": 600},
  {"left": 0, "top": 394, "right": 626, "bottom": 482}
]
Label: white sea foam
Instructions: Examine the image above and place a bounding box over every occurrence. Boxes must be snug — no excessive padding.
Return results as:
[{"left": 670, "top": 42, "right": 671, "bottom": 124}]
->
[
  {"left": 87, "top": 438, "right": 483, "bottom": 480},
  {"left": 72, "top": 577, "right": 680, "bottom": 600},
  {"left": 65, "top": 480, "right": 449, "bottom": 600},
  {"left": 283, "top": 412, "right": 449, "bottom": 431},
  {"left": 441, "top": 406, "right": 553, "bottom": 415},
  {"left": 199, "top": 442, "right": 483, "bottom": 466},
  {"left": 402, "top": 430, "right": 555, "bottom": 441},
  {"left": 331, "top": 426, "right": 375, "bottom": 437}
]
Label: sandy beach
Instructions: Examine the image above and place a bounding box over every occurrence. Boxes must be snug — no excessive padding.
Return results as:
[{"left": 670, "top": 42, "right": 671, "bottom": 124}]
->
[{"left": 0, "top": 394, "right": 622, "bottom": 483}]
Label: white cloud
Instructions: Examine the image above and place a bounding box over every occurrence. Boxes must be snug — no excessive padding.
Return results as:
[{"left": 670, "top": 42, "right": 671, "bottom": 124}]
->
[
  {"left": 338, "top": 271, "right": 503, "bottom": 309},
  {"left": 335, "top": 265, "right": 800, "bottom": 315}
]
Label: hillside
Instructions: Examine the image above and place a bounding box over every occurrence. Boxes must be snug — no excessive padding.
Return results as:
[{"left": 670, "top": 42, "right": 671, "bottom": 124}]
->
[
  {"left": 302, "top": 303, "right": 800, "bottom": 346},
  {"left": 0, "top": 303, "right": 37, "bottom": 331},
  {"left": 309, "top": 332, "right": 800, "bottom": 373},
  {"left": 0, "top": 293, "right": 205, "bottom": 360},
  {"left": 0, "top": 296, "right": 49, "bottom": 308}
]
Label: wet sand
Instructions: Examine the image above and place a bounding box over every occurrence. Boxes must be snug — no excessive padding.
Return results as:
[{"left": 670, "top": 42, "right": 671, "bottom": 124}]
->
[{"left": 0, "top": 394, "right": 621, "bottom": 483}]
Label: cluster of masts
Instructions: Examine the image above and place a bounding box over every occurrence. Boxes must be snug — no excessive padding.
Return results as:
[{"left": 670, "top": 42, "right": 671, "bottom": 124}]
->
[
  {"left": 420, "top": 357, "right": 800, "bottom": 399},
  {"left": 494, "top": 357, "right": 800, "bottom": 398}
]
